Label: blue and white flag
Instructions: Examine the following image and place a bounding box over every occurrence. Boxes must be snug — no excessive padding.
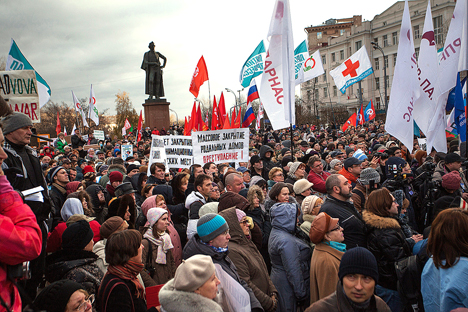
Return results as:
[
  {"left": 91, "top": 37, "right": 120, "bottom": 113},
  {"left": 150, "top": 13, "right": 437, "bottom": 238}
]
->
[
  {"left": 454, "top": 73, "right": 466, "bottom": 142},
  {"left": 294, "top": 40, "right": 324, "bottom": 85},
  {"left": 6, "top": 39, "right": 51, "bottom": 107},
  {"left": 239, "top": 40, "right": 266, "bottom": 88},
  {"left": 330, "top": 46, "right": 373, "bottom": 94}
]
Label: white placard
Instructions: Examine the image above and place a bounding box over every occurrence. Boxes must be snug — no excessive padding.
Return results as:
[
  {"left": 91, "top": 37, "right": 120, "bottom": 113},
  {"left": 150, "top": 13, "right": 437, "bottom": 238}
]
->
[
  {"left": 163, "top": 135, "right": 193, "bottom": 169},
  {"left": 147, "top": 135, "right": 167, "bottom": 175},
  {"left": 93, "top": 130, "right": 105, "bottom": 141},
  {"left": 121, "top": 144, "right": 133, "bottom": 160},
  {"left": 417, "top": 138, "right": 427, "bottom": 151},
  {"left": 214, "top": 264, "right": 251, "bottom": 312}
]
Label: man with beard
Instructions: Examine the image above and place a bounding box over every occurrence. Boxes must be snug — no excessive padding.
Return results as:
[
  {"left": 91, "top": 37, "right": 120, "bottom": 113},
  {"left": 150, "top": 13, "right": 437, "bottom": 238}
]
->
[{"left": 319, "top": 174, "right": 367, "bottom": 249}]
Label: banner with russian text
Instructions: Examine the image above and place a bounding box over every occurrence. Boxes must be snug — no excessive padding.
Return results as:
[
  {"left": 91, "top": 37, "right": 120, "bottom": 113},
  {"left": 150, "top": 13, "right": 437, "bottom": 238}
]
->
[
  {"left": 0, "top": 70, "right": 41, "bottom": 122},
  {"left": 192, "top": 128, "right": 249, "bottom": 165},
  {"left": 163, "top": 135, "right": 193, "bottom": 169},
  {"left": 147, "top": 135, "right": 168, "bottom": 176}
]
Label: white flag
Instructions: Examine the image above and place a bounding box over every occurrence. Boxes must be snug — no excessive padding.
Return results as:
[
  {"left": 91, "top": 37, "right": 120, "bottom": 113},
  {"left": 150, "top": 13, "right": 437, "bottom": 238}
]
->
[
  {"left": 330, "top": 46, "right": 373, "bottom": 94},
  {"left": 72, "top": 91, "right": 89, "bottom": 128},
  {"left": 413, "top": 1, "right": 440, "bottom": 152},
  {"left": 71, "top": 124, "right": 76, "bottom": 135},
  {"left": 385, "top": 0, "right": 420, "bottom": 150},
  {"left": 256, "top": 103, "right": 264, "bottom": 131},
  {"left": 88, "top": 84, "right": 99, "bottom": 126},
  {"left": 122, "top": 127, "right": 126, "bottom": 136},
  {"left": 294, "top": 41, "right": 324, "bottom": 85},
  {"left": 258, "top": 0, "right": 295, "bottom": 130},
  {"left": 64, "top": 126, "right": 67, "bottom": 136}
]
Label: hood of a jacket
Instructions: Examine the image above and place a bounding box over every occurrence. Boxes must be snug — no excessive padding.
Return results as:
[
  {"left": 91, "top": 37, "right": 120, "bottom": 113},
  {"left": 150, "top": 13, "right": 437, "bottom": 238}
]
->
[
  {"left": 153, "top": 184, "right": 174, "bottom": 204},
  {"left": 185, "top": 191, "right": 206, "bottom": 209},
  {"left": 218, "top": 191, "right": 249, "bottom": 212},
  {"left": 61, "top": 198, "right": 84, "bottom": 221},
  {"left": 86, "top": 184, "right": 106, "bottom": 210},
  {"left": 131, "top": 172, "right": 147, "bottom": 193},
  {"left": 259, "top": 145, "right": 274, "bottom": 160},
  {"left": 362, "top": 210, "right": 400, "bottom": 229},
  {"left": 218, "top": 207, "right": 248, "bottom": 245},
  {"left": 270, "top": 202, "right": 297, "bottom": 234}
]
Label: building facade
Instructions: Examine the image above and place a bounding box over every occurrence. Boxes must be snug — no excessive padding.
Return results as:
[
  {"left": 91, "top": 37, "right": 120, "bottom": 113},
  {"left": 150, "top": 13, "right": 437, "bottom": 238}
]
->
[{"left": 300, "top": 0, "right": 456, "bottom": 123}]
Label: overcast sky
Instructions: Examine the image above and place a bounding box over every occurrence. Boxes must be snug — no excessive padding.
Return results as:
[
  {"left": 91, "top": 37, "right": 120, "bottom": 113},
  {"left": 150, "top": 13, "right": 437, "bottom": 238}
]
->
[{"left": 1, "top": 0, "right": 396, "bottom": 121}]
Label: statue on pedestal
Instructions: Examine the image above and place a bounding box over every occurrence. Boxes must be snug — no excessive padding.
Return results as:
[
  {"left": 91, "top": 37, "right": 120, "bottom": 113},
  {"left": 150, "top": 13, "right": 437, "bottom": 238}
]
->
[{"left": 141, "top": 41, "right": 167, "bottom": 100}]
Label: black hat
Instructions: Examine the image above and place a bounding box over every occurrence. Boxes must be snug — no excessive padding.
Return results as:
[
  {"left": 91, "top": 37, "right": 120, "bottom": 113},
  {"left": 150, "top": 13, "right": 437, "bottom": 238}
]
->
[
  {"left": 330, "top": 150, "right": 344, "bottom": 158},
  {"left": 62, "top": 220, "right": 94, "bottom": 250},
  {"left": 126, "top": 164, "right": 140, "bottom": 174},
  {"left": 61, "top": 158, "right": 71, "bottom": 164},
  {"left": 445, "top": 152, "right": 463, "bottom": 164},
  {"left": 96, "top": 150, "right": 104, "bottom": 155},
  {"left": 339, "top": 247, "right": 379, "bottom": 282},
  {"left": 300, "top": 141, "right": 309, "bottom": 147},
  {"left": 343, "top": 157, "right": 362, "bottom": 170},
  {"left": 33, "top": 280, "right": 84, "bottom": 312},
  {"left": 114, "top": 182, "right": 137, "bottom": 197},
  {"left": 250, "top": 155, "right": 261, "bottom": 166}
]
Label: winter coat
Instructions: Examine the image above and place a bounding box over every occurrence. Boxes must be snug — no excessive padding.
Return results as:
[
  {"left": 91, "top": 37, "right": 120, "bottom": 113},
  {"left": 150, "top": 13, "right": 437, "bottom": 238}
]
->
[
  {"left": 131, "top": 173, "right": 147, "bottom": 207},
  {"left": 45, "top": 249, "right": 104, "bottom": 295},
  {"left": 142, "top": 237, "right": 176, "bottom": 285},
  {"left": 71, "top": 134, "right": 86, "bottom": 148},
  {"left": 98, "top": 164, "right": 127, "bottom": 189},
  {"left": 49, "top": 184, "right": 67, "bottom": 215},
  {"left": 269, "top": 202, "right": 312, "bottom": 312},
  {"left": 86, "top": 184, "right": 109, "bottom": 224},
  {"left": 185, "top": 191, "right": 206, "bottom": 239},
  {"left": 338, "top": 167, "right": 358, "bottom": 187},
  {"left": 309, "top": 243, "right": 343, "bottom": 304},
  {"left": 182, "top": 234, "right": 263, "bottom": 311},
  {"left": 350, "top": 182, "right": 367, "bottom": 213},
  {"left": 159, "top": 279, "right": 223, "bottom": 312},
  {"left": 153, "top": 184, "right": 186, "bottom": 225},
  {"left": 218, "top": 208, "right": 278, "bottom": 311},
  {"left": 320, "top": 196, "right": 367, "bottom": 249},
  {"left": 260, "top": 145, "right": 277, "bottom": 173},
  {"left": 246, "top": 206, "right": 272, "bottom": 272},
  {"left": 421, "top": 257, "right": 468, "bottom": 312},
  {"left": 56, "top": 138, "right": 68, "bottom": 153},
  {"left": 307, "top": 170, "right": 331, "bottom": 195},
  {"left": 96, "top": 273, "right": 157, "bottom": 312},
  {"left": 46, "top": 220, "right": 101, "bottom": 253},
  {"left": 362, "top": 210, "right": 412, "bottom": 291},
  {"left": 305, "top": 281, "right": 391, "bottom": 312},
  {"left": 0, "top": 180, "right": 42, "bottom": 312}
]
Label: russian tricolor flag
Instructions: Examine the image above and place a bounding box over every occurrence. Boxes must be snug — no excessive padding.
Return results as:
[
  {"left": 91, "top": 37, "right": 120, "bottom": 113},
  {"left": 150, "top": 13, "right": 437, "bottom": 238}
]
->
[
  {"left": 247, "top": 85, "right": 259, "bottom": 103},
  {"left": 243, "top": 85, "right": 259, "bottom": 127}
]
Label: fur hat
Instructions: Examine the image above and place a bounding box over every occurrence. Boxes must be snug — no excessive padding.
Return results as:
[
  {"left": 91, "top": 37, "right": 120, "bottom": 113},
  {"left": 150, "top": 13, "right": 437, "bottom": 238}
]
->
[{"left": 173, "top": 255, "right": 215, "bottom": 292}]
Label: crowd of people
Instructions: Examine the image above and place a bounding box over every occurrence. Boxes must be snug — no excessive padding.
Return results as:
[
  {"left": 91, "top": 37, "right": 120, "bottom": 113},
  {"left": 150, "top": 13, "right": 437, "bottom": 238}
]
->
[{"left": 1, "top": 99, "right": 468, "bottom": 312}]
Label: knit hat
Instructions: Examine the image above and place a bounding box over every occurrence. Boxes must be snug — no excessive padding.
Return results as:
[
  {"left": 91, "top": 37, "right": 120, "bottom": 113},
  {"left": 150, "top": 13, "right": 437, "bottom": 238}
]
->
[
  {"left": 109, "top": 171, "right": 123, "bottom": 183},
  {"left": 293, "top": 179, "right": 314, "bottom": 194},
  {"left": 281, "top": 147, "right": 290, "bottom": 156},
  {"left": 288, "top": 162, "right": 303, "bottom": 175},
  {"left": 235, "top": 209, "right": 246, "bottom": 221},
  {"left": 33, "top": 280, "right": 84, "bottom": 312},
  {"left": 126, "top": 164, "right": 140, "bottom": 174},
  {"left": 339, "top": 247, "right": 379, "bottom": 282},
  {"left": 345, "top": 147, "right": 354, "bottom": 156},
  {"left": 100, "top": 216, "right": 125, "bottom": 239},
  {"left": 62, "top": 219, "right": 94, "bottom": 250},
  {"left": 250, "top": 155, "right": 261, "bottom": 166},
  {"left": 386, "top": 141, "right": 396, "bottom": 148},
  {"left": 173, "top": 254, "right": 216, "bottom": 292},
  {"left": 353, "top": 149, "right": 368, "bottom": 161},
  {"left": 48, "top": 166, "right": 65, "bottom": 182},
  {"left": 358, "top": 168, "right": 381, "bottom": 185},
  {"left": 282, "top": 140, "right": 291, "bottom": 148},
  {"left": 281, "top": 155, "right": 293, "bottom": 167},
  {"left": 300, "top": 140, "right": 309, "bottom": 147},
  {"left": 197, "top": 213, "right": 229, "bottom": 243},
  {"left": 309, "top": 212, "right": 339, "bottom": 244},
  {"left": 0, "top": 112, "right": 33, "bottom": 135},
  {"left": 83, "top": 165, "right": 95, "bottom": 174},
  {"left": 66, "top": 181, "right": 82, "bottom": 195},
  {"left": 329, "top": 159, "right": 342, "bottom": 169},
  {"left": 199, "top": 202, "right": 220, "bottom": 217},
  {"left": 301, "top": 195, "right": 321, "bottom": 216},
  {"left": 146, "top": 207, "right": 168, "bottom": 227},
  {"left": 445, "top": 152, "right": 463, "bottom": 164},
  {"left": 442, "top": 171, "right": 461, "bottom": 191},
  {"left": 99, "top": 165, "right": 109, "bottom": 174}
]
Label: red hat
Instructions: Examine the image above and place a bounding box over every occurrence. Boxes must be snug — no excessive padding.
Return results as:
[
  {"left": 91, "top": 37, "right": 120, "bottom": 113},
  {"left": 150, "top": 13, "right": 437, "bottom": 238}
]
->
[
  {"left": 309, "top": 212, "right": 339, "bottom": 244},
  {"left": 83, "top": 165, "right": 95, "bottom": 174},
  {"left": 442, "top": 171, "right": 461, "bottom": 191},
  {"left": 109, "top": 171, "right": 123, "bottom": 183}
]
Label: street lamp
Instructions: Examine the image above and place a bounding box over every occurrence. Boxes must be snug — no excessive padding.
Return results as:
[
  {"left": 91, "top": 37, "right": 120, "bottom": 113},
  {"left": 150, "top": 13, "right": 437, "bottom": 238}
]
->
[
  {"left": 371, "top": 41, "right": 388, "bottom": 114},
  {"left": 169, "top": 108, "right": 178, "bottom": 125},
  {"left": 224, "top": 88, "right": 238, "bottom": 106}
]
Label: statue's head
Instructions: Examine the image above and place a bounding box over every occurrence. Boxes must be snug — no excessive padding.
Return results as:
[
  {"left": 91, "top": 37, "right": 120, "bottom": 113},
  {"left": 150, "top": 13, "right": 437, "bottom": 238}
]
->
[{"left": 149, "top": 41, "right": 155, "bottom": 49}]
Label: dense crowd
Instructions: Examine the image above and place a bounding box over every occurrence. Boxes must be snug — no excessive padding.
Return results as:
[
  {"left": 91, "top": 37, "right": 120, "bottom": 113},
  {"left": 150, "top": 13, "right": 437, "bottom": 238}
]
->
[{"left": 1, "top": 103, "right": 468, "bottom": 312}]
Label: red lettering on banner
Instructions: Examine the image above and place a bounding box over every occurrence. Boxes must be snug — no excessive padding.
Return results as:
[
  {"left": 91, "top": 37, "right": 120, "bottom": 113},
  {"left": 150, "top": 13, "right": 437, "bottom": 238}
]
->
[
  {"left": 403, "top": 97, "right": 414, "bottom": 122},
  {"left": 31, "top": 102, "right": 38, "bottom": 120}
]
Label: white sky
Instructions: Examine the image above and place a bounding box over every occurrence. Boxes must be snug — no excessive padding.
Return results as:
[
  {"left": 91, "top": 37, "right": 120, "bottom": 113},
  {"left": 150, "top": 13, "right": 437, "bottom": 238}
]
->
[{"left": 1, "top": 0, "right": 397, "bottom": 121}]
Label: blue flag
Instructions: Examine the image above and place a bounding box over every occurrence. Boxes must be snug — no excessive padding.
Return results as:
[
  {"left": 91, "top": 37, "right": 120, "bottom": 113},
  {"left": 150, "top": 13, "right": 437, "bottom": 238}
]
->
[
  {"left": 239, "top": 41, "right": 266, "bottom": 88},
  {"left": 454, "top": 73, "right": 466, "bottom": 142},
  {"left": 6, "top": 39, "right": 51, "bottom": 107}
]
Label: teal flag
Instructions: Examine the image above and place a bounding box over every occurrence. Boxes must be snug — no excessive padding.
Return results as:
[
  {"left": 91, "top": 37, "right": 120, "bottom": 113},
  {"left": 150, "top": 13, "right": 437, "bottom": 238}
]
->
[
  {"left": 6, "top": 39, "right": 51, "bottom": 107},
  {"left": 239, "top": 40, "right": 266, "bottom": 88}
]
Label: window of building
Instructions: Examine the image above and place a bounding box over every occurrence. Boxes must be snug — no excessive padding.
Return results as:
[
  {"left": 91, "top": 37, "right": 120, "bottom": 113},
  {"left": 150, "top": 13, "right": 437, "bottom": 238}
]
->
[
  {"left": 349, "top": 86, "right": 353, "bottom": 95},
  {"left": 392, "top": 32, "right": 398, "bottom": 45},
  {"left": 376, "top": 97, "right": 381, "bottom": 110},
  {"left": 323, "top": 70, "right": 327, "bottom": 82},
  {"left": 317, "top": 32, "right": 322, "bottom": 39},
  {"left": 349, "top": 47, "right": 352, "bottom": 56},
  {"left": 374, "top": 58, "right": 380, "bottom": 70},
  {"left": 383, "top": 35, "right": 388, "bottom": 47},
  {"left": 433, "top": 15, "right": 443, "bottom": 44},
  {"left": 384, "top": 55, "right": 388, "bottom": 68},
  {"left": 355, "top": 40, "right": 362, "bottom": 51},
  {"left": 314, "top": 89, "right": 319, "bottom": 101},
  {"left": 324, "top": 87, "right": 328, "bottom": 97},
  {"left": 414, "top": 25, "right": 420, "bottom": 39},
  {"left": 340, "top": 50, "right": 344, "bottom": 60},
  {"left": 393, "top": 53, "right": 397, "bottom": 66},
  {"left": 340, "top": 29, "right": 345, "bottom": 36},
  {"left": 322, "top": 55, "right": 326, "bottom": 64},
  {"left": 383, "top": 21, "right": 387, "bottom": 26},
  {"left": 375, "top": 77, "right": 380, "bottom": 90},
  {"left": 332, "top": 52, "right": 336, "bottom": 62},
  {"left": 415, "top": 47, "right": 420, "bottom": 60},
  {"left": 333, "top": 86, "right": 337, "bottom": 97}
]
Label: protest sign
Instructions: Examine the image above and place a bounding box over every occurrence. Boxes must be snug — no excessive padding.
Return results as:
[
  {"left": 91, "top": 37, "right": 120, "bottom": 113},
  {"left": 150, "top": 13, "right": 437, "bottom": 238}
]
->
[
  {"left": 417, "top": 138, "right": 427, "bottom": 151},
  {"left": 93, "top": 130, "right": 105, "bottom": 141},
  {"left": 147, "top": 135, "right": 167, "bottom": 175},
  {"left": 163, "top": 135, "right": 193, "bottom": 169},
  {"left": 121, "top": 144, "right": 133, "bottom": 161},
  {"left": 0, "top": 70, "right": 40, "bottom": 122},
  {"left": 192, "top": 128, "right": 249, "bottom": 165},
  {"left": 214, "top": 264, "right": 251, "bottom": 312}
]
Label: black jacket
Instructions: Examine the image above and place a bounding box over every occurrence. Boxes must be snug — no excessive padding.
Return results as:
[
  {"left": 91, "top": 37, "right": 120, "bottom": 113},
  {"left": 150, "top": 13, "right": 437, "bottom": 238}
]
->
[
  {"left": 49, "top": 184, "right": 67, "bottom": 216},
  {"left": 362, "top": 210, "right": 412, "bottom": 291},
  {"left": 71, "top": 134, "right": 86, "bottom": 148},
  {"left": 319, "top": 196, "right": 367, "bottom": 249}
]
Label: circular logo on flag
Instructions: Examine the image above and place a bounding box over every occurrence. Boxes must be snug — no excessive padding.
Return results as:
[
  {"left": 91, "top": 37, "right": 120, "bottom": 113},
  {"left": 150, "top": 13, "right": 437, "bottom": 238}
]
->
[
  {"left": 76, "top": 103, "right": 82, "bottom": 110},
  {"left": 304, "top": 56, "right": 316, "bottom": 72},
  {"left": 366, "top": 108, "right": 374, "bottom": 116},
  {"left": 193, "top": 66, "right": 199, "bottom": 78},
  {"left": 347, "top": 120, "right": 351, "bottom": 125},
  {"left": 89, "top": 97, "right": 96, "bottom": 105}
]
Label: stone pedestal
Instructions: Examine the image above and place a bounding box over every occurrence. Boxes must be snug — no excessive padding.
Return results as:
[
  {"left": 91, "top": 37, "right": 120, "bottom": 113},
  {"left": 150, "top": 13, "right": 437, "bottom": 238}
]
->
[{"left": 143, "top": 99, "right": 170, "bottom": 131}]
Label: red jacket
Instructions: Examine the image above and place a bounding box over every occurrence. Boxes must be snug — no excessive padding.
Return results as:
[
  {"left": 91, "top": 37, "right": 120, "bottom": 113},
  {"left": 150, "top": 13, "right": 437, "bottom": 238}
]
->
[
  {"left": 307, "top": 170, "right": 331, "bottom": 194},
  {"left": 47, "top": 220, "right": 101, "bottom": 253},
  {"left": 0, "top": 176, "right": 42, "bottom": 312}
]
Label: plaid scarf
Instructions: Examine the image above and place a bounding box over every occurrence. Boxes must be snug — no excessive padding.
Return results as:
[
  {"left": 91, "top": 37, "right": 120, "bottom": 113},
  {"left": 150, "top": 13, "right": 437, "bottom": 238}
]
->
[{"left": 107, "top": 261, "right": 145, "bottom": 298}]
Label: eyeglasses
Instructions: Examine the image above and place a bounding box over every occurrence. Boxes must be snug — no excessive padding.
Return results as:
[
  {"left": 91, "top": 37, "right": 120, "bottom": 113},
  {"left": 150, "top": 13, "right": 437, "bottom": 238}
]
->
[
  {"left": 76, "top": 294, "right": 94, "bottom": 312},
  {"left": 330, "top": 225, "right": 342, "bottom": 232},
  {"left": 240, "top": 220, "right": 250, "bottom": 226},
  {"left": 273, "top": 173, "right": 283, "bottom": 177}
]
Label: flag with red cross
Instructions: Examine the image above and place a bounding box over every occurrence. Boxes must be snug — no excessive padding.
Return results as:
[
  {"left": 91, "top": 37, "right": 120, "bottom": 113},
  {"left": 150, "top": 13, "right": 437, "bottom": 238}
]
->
[{"left": 330, "top": 46, "right": 373, "bottom": 94}]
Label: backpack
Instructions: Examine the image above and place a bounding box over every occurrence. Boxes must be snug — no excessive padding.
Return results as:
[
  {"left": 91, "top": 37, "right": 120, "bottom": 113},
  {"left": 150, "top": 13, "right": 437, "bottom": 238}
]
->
[{"left": 394, "top": 255, "right": 424, "bottom": 312}]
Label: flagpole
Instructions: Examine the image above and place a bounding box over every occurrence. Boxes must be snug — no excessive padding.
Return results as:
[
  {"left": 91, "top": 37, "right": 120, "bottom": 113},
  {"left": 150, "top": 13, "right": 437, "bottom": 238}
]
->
[
  {"left": 325, "top": 79, "right": 336, "bottom": 126},
  {"left": 466, "top": 0, "right": 468, "bottom": 157}
]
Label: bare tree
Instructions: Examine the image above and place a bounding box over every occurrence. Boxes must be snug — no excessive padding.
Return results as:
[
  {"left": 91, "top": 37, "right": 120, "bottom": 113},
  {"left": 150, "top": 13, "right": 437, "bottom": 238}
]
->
[{"left": 113, "top": 91, "right": 139, "bottom": 138}]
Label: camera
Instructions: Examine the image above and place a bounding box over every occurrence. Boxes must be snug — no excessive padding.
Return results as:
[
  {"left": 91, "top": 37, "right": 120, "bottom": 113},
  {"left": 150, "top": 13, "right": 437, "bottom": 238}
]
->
[
  {"left": 374, "top": 152, "right": 389, "bottom": 159},
  {"left": 423, "top": 162, "right": 436, "bottom": 172},
  {"left": 7, "top": 261, "right": 31, "bottom": 280}
]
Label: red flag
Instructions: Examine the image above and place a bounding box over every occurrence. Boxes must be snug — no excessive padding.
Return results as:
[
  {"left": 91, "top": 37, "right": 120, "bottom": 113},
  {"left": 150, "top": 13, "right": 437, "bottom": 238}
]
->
[
  {"left": 342, "top": 113, "right": 357, "bottom": 131},
  {"left": 357, "top": 104, "right": 364, "bottom": 126},
  {"left": 184, "top": 117, "right": 189, "bottom": 136},
  {"left": 56, "top": 112, "right": 61, "bottom": 135},
  {"left": 189, "top": 56, "right": 209, "bottom": 97},
  {"left": 218, "top": 92, "right": 227, "bottom": 127},
  {"left": 233, "top": 107, "right": 241, "bottom": 128},
  {"left": 137, "top": 110, "right": 143, "bottom": 141},
  {"left": 124, "top": 118, "right": 131, "bottom": 130},
  {"left": 231, "top": 109, "right": 236, "bottom": 128},
  {"left": 211, "top": 96, "right": 219, "bottom": 130},
  {"left": 196, "top": 104, "right": 203, "bottom": 131},
  {"left": 222, "top": 113, "right": 231, "bottom": 130},
  {"left": 188, "top": 102, "right": 197, "bottom": 133}
]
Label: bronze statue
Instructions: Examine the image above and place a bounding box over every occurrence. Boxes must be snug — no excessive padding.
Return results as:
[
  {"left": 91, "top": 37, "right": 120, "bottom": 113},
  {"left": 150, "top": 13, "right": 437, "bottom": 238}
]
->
[{"left": 141, "top": 41, "right": 167, "bottom": 100}]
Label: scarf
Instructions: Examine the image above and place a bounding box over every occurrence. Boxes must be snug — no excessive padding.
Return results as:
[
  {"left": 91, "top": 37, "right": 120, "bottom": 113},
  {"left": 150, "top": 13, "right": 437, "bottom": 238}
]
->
[
  {"left": 52, "top": 182, "right": 67, "bottom": 195},
  {"left": 143, "top": 228, "right": 173, "bottom": 264},
  {"left": 324, "top": 241, "right": 347, "bottom": 253},
  {"left": 200, "top": 239, "right": 228, "bottom": 253},
  {"left": 106, "top": 183, "right": 115, "bottom": 197},
  {"left": 107, "top": 261, "right": 145, "bottom": 298}
]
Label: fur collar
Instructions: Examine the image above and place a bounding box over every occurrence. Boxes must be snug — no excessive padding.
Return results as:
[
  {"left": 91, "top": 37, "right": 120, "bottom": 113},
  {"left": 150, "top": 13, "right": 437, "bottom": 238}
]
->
[
  {"left": 362, "top": 210, "right": 400, "bottom": 229},
  {"left": 303, "top": 214, "right": 315, "bottom": 223}
]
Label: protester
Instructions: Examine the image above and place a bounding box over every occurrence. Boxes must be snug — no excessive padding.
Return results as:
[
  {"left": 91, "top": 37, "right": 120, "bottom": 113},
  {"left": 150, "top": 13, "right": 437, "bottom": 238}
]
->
[
  {"left": 33, "top": 280, "right": 93, "bottom": 312},
  {"left": 186, "top": 173, "right": 213, "bottom": 239}
]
